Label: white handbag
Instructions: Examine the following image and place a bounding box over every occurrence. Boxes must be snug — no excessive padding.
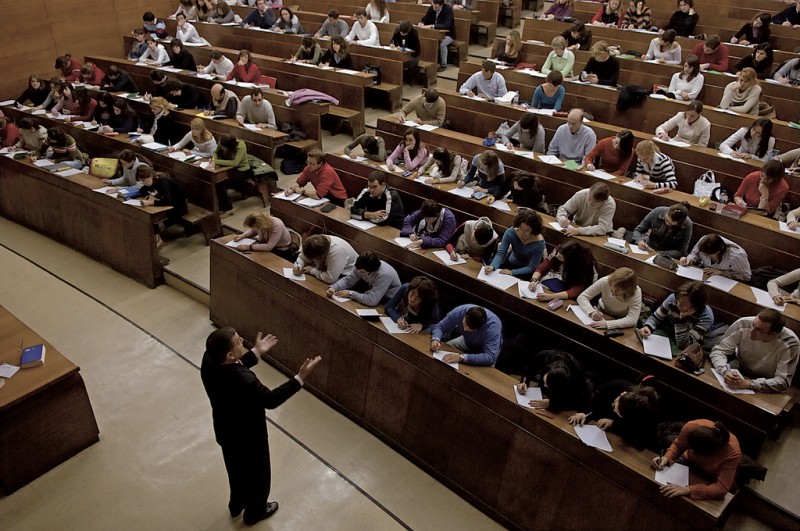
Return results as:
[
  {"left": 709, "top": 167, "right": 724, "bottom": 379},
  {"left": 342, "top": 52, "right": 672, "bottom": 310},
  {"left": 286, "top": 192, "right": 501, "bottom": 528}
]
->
[{"left": 693, "top": 171, "right": 719, "bottom": 198}]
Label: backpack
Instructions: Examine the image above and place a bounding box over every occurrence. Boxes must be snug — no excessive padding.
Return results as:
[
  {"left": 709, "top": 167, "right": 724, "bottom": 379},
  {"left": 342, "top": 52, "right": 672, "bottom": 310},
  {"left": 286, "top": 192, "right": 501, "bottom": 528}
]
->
[
  {"left": 616, "top": 85, "right": 651, "bottom": 112},
  {"left": 280, "top": 154, "right": 306, "bottom": 175}
]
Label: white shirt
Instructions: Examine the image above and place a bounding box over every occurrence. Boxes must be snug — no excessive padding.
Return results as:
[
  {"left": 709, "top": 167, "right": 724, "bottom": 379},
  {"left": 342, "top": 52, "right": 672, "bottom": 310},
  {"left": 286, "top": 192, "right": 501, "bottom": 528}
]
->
[
  {"left": 176, "top": 22, "right": 207, "bottom": 44},
  {"left": 139, "top": 44, "right": 170, "bottom": 64},
  {"left": 203, "top": 57, "right": 235, "bottom": 76},
  {"left": 667, "top": 72, "right": 704, "bottom": 101},
  {"left": 347, "top": 20, "right": 380, "bottom": 46}
]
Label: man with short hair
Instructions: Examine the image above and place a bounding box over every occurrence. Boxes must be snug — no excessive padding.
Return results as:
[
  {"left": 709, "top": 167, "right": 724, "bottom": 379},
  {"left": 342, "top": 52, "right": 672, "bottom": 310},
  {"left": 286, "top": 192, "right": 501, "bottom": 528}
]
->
[
  {"left": 327, "top": 251, "right": 402, "bottom": 307},
  {"left": 147, "top": 70, "right": 175, "bottom": 99},
  {"left": 236, "top": 87, "right": 276, "bottom": 130},
  {"left": 390, "top": 20, "right": 422, "bottom": 73},
  {"left": 350, "top": 171, "right": 406, "bottom": 227},
  {"left": 690, "top": 35, "right": 729, "bottom": 71},
  {"left": 547, "top": 108, "right": 597, "bottom": 163},
  {"left": 459, "top": 60, "right": 507, "bottom": 100},
  {"left": 143, "top": 11, "right": 167, "bottom": 39},
  {"left": 127, "top": 28, "right": 148, "bottom": 61},
  {"left": 431, "top": 305, "right": 503, "bottom": 366},
  {"left": 210, "top": 83, "right": 240, "bottom": 118},
  {"left": 201, "top": 327, "right": 321, "bottom": 525},
  {"left": 164, "top": 79, "right": 204, "bottom": 109},
  {"left": 710, "top": 310, "right": 799, "bottom": 393},
  {"left": 287, "top": 149, "right": 348, "bottom": 206},
  {"left": 315, "top": 9, "right": 350, "bottom": 38},
  {"left": 102, "top": 65, "right": 138, "bottom": 93},
  {"left": 242, "top": 0, "right": 275, "bottom": 29},
  {"left": 199, "top": 51, "right": 235, "bottom": 78},
  {"left": 346, "top": 8, "right": 380, "bottom": 46},
  {"left": 419, "top": 0, "right": 455, "bottom": 72},
  {"left": 556, "top": 182, "right": 616, "bottom": 236},
  {"left": 394, "top": 89, "right": 446, "bottom": 126}
]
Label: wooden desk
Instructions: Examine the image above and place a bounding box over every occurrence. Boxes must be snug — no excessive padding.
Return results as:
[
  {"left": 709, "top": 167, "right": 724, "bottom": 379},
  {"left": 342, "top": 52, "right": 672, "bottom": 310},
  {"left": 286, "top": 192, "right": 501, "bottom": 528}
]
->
[
  {"left": 0, "top": 306, "right": 99, "bottom": 494},
  {"left": 209, "top": 240, "right": 733, "bottom": 530}
]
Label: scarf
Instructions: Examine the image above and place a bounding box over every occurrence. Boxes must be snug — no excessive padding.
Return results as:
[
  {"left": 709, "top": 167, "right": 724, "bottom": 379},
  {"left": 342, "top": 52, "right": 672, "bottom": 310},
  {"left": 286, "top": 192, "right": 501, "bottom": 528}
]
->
[
  {"left": 461, "top": 217, "right": 498, "bottom": 254},
  {"left": 417, "top": 210, "right": 444, "bottom": 236}
]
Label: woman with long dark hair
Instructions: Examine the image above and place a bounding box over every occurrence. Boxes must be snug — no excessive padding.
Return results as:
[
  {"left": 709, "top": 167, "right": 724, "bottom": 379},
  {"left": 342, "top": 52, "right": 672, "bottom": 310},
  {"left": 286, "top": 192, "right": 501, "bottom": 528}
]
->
[
  {"left": 385, "top": 276, "right": 441, "bottom": 333},
  {"left": 584, "top": 130, "right": 634, "bottom": 175},
  {"left": 529, "top": 240, "right": 596, "bottom": 301},
  {"left": 734, "top": 43, "right": 774, "bottom": 79},
  {"left": 386, "top": 128, "right": 427, "bottom": 172},
  {"left": 720, "top": 118, "right": 775, "bottom": 162}
]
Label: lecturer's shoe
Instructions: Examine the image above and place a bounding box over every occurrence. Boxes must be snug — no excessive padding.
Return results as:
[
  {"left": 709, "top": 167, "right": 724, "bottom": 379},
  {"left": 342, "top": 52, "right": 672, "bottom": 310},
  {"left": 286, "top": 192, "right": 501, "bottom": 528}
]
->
[
  {"left": 243, "top": 501, "right": 279, "bottom": 526},
  {"left": 229, "top": 502, "right": 244, "bottom": 518}
]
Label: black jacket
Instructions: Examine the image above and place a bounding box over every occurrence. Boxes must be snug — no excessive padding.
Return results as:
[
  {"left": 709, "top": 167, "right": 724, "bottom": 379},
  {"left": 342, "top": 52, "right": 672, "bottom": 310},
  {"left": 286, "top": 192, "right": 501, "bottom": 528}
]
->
[
  {"left": 103, "top": 70, "right": 139, "bottom": 93},
  {"left": 140, "top": 175, "right": 187, "bottom": 217},
  {"left": 350, "top": 186, "right": 405, "bottom": 228},
  {"left": 521, "top": 349, "right": 593, "bottom": 413}
]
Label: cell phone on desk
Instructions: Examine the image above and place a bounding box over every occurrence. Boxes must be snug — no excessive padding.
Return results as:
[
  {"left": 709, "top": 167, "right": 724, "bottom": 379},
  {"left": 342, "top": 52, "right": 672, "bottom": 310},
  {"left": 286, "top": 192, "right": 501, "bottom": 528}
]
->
[
  {"left": 605, "top": 329, "right": 624, "bottom": 338},
  {"left": 320, "top": 203, "right": 336, "bottom": 213}
]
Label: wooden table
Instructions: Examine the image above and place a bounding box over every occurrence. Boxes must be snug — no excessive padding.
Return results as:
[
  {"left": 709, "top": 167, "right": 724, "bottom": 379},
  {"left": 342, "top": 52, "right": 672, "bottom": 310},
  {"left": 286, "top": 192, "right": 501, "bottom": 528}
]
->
[{"left": 0, "top": 305, "right": 99, "bottom": 494}]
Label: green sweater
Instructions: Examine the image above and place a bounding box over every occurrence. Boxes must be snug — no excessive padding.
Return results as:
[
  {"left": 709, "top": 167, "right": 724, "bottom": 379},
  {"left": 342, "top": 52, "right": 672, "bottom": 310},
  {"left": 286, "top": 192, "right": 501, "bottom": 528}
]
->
[
  {"left": 541, "top": 50, "right": 575, "bottom": 78},
  {"left": 213, "top": 140, "right": 250, "bottom": 172}
]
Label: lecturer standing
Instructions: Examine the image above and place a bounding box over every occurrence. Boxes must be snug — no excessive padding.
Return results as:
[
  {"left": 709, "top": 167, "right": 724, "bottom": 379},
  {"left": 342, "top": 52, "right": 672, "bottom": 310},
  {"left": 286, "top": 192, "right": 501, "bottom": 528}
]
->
[{"left": 201, "top": 327, "right": 321, "bottom": 525}]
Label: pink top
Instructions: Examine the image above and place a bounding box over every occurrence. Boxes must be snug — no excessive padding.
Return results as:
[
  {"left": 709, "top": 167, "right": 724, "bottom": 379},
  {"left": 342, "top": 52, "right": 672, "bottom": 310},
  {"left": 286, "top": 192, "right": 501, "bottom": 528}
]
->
[
  {"left": 387, "top": 143, "right": 428, "bottom": 171},
  {"left": 241, "top": 216, "right": 292, "bottom": 252}
]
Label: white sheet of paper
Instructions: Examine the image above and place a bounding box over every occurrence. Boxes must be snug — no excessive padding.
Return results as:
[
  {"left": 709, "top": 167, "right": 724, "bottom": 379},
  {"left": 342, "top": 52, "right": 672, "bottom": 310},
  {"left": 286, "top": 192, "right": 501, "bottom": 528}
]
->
[
  {"left": 655, "top": 463, "right": 690, "bottom": 487},
  {"left": 538, "top": 155, "right": 563, "bottom": 165},
  {"left": 297, "top": 197, "right": 329, "bottom": 208},
  {"left": 607, "top": 237, "right": 626, "bottom": 248},
  {"left": 649, "top": 93, "right": 668, "bottom": 100},
  {"left": 282, "top": 268, "right": 306, "bottom": 281},
  {"left": 142, "top": 142, "right": 169, "bottom": 151},
  {"left": 568, "top": 304, "right": 594, "bottom": 325},
  {"left": 707, "top": 275, "right": 738, "bottom": 292},
  {"left": 58, "top": 168, "right": 84, "bottom": 177},
  {"left": 331, "top": 294, "right": 350, "bottom": 303},
  {"left": 518, "top": 281, "right": 542, "bottom": 299},
  {"left": 717, "top": 152, "right": 747, "bottom": 163},
  {"left": 645, "top": 255, "right": 657, "bottom": 265},
  {"left": 0, "top": 363, "right": 20, "bottom": 378},
  {"left": 33, "top": 159, "right": 53, "bottom": 167},
  {"left": 490, "top": 200, "right": 511, "bottom": 211},
  {"left": 402, "top": 120, "right": 418, "bottom": 127},
  {"left": 676, "top": 265, "right": 704, "bottom": 281},
  {"left": 574, "top": 425, "right": 613, "bottom": 452},
  {"left": 356, "top": 309, "right": 380, "bottom": 318},
  {"left": 513, "top": 385, "right": 543, "bottom": 408},
  {"left": 477, "top": 268, "right": 518, "bottom": 290},
  {"left": 158, "top": 66, "right": 183, "bottom": 73},
  {"left": 273, "top": 192, "right": 301, "bottom": 201},
  {"left": 432, "top": 250, "right": 466, "bottom": 266},
  {"left": 448, "top": 187, "right": 474, "bottom": 198},
  {"left": 31, "top": 109, "right": 47, "bottom": 115},
  {"left": 711, "top": 368, "right": 755, "bottom": 395},
  {"left": 778, "top": 221, "right": 799, "bottom": 235},
  {"left": 494, "top": 143, "right": 512, "bottom": 151},
  {"left": 548, "top": 221, "right": 565, "bottom": 231},
  {"left": 642, "top": 334, "right": 672, "bottom": 360},
  {"left": 243, "top": 124, "right": 259, "bottom": 131},
  {"left": 586, "top": 169, "right": 616, "bottom": 180},
  {"left": 92, "top": 186, "right": 117, "bottom": 195},
  {"left": 199, "top": 161, "right": 211, "bottom": 169},
  {"left": 394, "top": 237, "right": 413, "bottom": 248},
  {"left": 347, "top": 219, "right": 377, "bottom": 230},
  {"left": 529, "top": 108, "right": 554, "bottom": 115},
  {"left": 123, "top": 199, "right": 143, "bottom": 207},
  {"left": 750, "top": 286, "right": 785, "bottom": 311},
  {"left": 380, "top": 316, "right": 410, "bottom": 334},
  {"left": 433, "top": 351, "right": 459, "bottom": 370},
  {"left": 623, "top": 180, "right": 645, "bottom": 190},
  {"left": 0, "top": 100, "right": 15, "bottom": 106},
  {"left": 417, "top": 124, "right": 439, "bottom": 132},
  {"left": 226, "top": 238, "right": 256, "bottom": 248},
  {"left": 169, "top": 151, "right": 193, "bottom": 161},
  {"left": 629, "top": 243, "right": 649, "bottom": 255}
]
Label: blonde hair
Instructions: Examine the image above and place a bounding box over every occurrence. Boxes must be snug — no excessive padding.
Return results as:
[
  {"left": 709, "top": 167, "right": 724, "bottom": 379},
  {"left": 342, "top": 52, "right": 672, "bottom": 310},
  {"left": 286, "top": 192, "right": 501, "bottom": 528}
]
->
[
  {"left": 607, "top": 0, "right": 624, "bottom": 17},
  {"left": 190, "top": 117, "right": 213, "bottom": 143},
  {"left": 551, "top": 36, "right": 567, "bottom": 51},
  {"left": 635, "top": 140, "right": 660, "bottom": 159},
  {"left": 243, "top": 211, "right": 273, "bottom": 232},
  {"left": 505, "top": 30, "right": 522, "bottom": 57},
  {"left": 149, "top": 97, "right": 170, "bottom": 116},
  {"left": 739, "top": 67, "right": 757, "bottom": 85},
  {"left": 608, "top": 267, "right": 637, "bottom": 301},
  {"left": 591, "top": 40, "right": 611, "bottom": 59}
]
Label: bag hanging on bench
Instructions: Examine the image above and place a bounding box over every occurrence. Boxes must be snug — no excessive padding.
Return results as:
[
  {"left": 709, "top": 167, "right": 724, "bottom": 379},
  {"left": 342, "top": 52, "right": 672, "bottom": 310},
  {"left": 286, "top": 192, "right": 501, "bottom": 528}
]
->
[{"left": 363, "top": 64, "right": 382, "bottom": 85}]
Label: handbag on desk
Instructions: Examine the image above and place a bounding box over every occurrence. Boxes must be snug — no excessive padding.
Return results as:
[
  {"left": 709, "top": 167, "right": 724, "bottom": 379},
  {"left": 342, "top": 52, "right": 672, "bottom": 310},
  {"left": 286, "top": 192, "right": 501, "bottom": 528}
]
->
[{"left": 675, "top": 343, "right": 704, "bottom": 373}]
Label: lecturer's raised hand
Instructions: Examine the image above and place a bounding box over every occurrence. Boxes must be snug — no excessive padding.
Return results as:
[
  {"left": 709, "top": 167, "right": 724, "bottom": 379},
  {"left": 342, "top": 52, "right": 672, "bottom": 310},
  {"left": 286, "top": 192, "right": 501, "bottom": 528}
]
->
[
  {"left": 253, "top": 332, "right": 278, "bottom": 357},
  {"left": 298, "top": 355, "right": 322, "bottom": 380}
]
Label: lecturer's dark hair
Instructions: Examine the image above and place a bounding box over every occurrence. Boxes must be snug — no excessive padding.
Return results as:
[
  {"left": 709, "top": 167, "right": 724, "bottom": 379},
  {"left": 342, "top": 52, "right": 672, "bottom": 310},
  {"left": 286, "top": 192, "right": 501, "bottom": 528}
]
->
[{"left": 206, "top": 327, "right": 236, "bottom": 364}]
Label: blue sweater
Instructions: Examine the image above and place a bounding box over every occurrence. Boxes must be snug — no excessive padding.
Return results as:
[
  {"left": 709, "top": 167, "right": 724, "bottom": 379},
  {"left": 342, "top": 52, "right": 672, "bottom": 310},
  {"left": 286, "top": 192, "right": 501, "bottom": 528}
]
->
[
  {"left": 431, "top": 305, "right": 503, "bottom": 366},
  {"left": 489, "top": 227, "right": 546, "bottom": 279},
  {"left": 384, "top": 283, "right": 442, "bottom": 331},
  {"left": 532, "top": 85, "right": 565, "bottom": 111}
]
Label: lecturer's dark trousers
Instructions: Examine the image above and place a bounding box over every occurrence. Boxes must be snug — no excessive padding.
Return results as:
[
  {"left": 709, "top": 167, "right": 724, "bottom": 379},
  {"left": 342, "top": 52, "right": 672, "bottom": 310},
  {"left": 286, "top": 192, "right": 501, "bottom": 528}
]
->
[{"left": 221, "top": 441, "right": 271, "bottom": 519}]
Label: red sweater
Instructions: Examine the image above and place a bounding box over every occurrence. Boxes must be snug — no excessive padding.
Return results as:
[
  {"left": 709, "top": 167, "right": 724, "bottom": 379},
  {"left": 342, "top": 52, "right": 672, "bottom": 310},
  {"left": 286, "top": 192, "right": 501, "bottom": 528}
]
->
[
  {"left": 82, "top": 64, "right": 106, "bottom": 86},
  {"left": 584, "top": 136, "right": 634, "bottom": 175},
  {"left": 227, "top": 63, "right": 261, "bottom": 83},
  {"left": 0, "top": 122, "right": 20, "bottom": 147},
  {"left": 62, "top": 57, "right": 83, "bottom": 83},
  {"left": 735, "top": 171, "right": 789, "bottom": 215},
  {"left": 297, "top": 162, "right": 347, "bottom": 200},
  {"left": 664, "top": 419, "right": 741, "bottom": 500},
  {"left": 690, "top": 42, "right": 729, "bottom": 72}
]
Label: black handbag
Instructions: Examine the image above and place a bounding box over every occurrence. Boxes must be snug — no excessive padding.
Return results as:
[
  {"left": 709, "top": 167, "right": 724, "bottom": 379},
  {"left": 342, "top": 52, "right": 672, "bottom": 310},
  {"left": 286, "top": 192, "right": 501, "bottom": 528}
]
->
[{"left": 363, "top": 64, "right": 382, "bottom": 85}]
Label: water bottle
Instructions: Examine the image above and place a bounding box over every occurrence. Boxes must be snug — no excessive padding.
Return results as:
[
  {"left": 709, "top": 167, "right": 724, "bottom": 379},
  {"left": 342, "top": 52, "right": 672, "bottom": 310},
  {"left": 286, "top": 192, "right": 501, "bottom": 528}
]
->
[
  {"left": 401, "top": 39, "right": 406, "bottom": 52},
  {"left": 719, "top": 190, "right": 729, "bottom": 204}
]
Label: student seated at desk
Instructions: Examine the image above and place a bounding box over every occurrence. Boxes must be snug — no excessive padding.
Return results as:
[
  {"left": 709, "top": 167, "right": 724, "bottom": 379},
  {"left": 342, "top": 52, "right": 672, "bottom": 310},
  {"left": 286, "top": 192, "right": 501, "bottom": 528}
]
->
[
  {"left": 691, "top": 35, "right": 729, "bottom": 72},
  {"left": 11, "top": 118, "right": 47, "bottom": 153},
  {"left": 135, "top": 97, "right": 181, "bottom": 145},
  {"left": 385, "top": 276, "right": 441, "bottom": 333},
  {"left": 320, "top": 36, "right": 355, "bottom": 70},
  {"left": 208, "top": 2, "right": 235, "bottom": 24},
  {"left": 459, "top": 60, "right": 508, "bottom": 100},
  {"left": 655, "top": 100, "right": 711, "bottom": 147},
  {"left": 720, "top": 118, "right": 775, "bottom": 162},
  {"left": 652, "top": 419, "right": 740, "bottom": 500},
  {"left": 591, "top": 0, "right": 625, "bottom": 27},
  {"left": 585, "top": 129, "right": 634, "bottom": 175},
  {"left": 232, "top": 212, "right": 297, "bottom": 261},
  {"left": 169, "top": 117, "right": 218, "bottom": 157},
  {"left": 50, "top": 83, "right": 79, "bottom": 118},
  {"left": 431, "top": 305, "right": 503, "bottom": 367},
  {"left": 661, "top": 0, "right": 698, "bottom": 37},
  {"left": 415, "top": 147, "right": 465, "bottom": 184},
  {"left": 0, "top": 118, "right": 19, "bottom": 148},
  {"left": 772, "top": 0, "right": 800, "bottom": 27},
  {"left": 392, "top": 89, "right": 446, "bottom": 126},
  {"left": 236, "top": 87, "right": 276, "bottom": 130},
  {"left": 556, "top": 182, "right": 616, "bottom": 237},
  {"left": 495, "top": 30, "right": 521, "bottom": 67},
  {"left": 102, "top": 65, "right": 139, "bottom": 93},
  {"left": 733, "top": 43, "right": 774, "bottom": 80},
  {"left": 621, "top": 0, "right": 652, "bottom": 30},
  {"left": 641, "top": 281, "right": 713, "bottom": 350},
  {"left": 629, "top": 202, "right": 692, "bottom": 258},
  {"left": 61, "top": 87, "right": 97, "bottom": 124},
  {"left": 518, "top": 349, "right": 593, "bottom": 412},
  {"left": 227, "top": 50, "right": 261, "bottom": 83},
  {"left": 31, "top": 127, "right": 89, "bottom": 169},
  {"left": 198, "top": 51, "right": 235, "bottom": 79},
  {"left": 631, "top": 140, "right": 677, "bottom": 189},
  {"left": 127, "top": 28, "right": 148, "bottom": 61},
  {"left": 290, "top": 37, "right": 322, "bottom": 65},
  {"left": 164, "top": 79, "right": 204, "bottom": 110},
  {"left": 400, "top": 199, "right": 457, "bottom": 250},
  {"left": 171, "top": 0, "right": 197, "bottom": 21},
  {"left": 104, "top": 149, "right": 152, "bottom": 186},
  {"left": 529, "top": 240, "right": 597, "bottom": 302},
  {"left": 139, "top": 37, "right": 170, "bottom": 65},
  {"left": 79, "top": 63, "right": 105, "bottom": 87},
  {"left": 501, "top": 113, "right": 545, "bottom": 153},
  {"left": 211, "top": 133, "right": 253, "bottom": 212},
  {"left": 719, "top": 67, "right": 762, "bottom": 115},
  {"left": 731, "top": 12, "right": 771, "bottom": 46},
  {"left": 773, "top": 57, "right": 800, "bottom": 86},
  {"left": 294, "top": 234, "right": 358, "bottom": 283},
  {"left": 327, "top": 251, "right": 401, "bottom": 307},
  {"left": 655, "top": 56, "right": 703, "bottom": 101},
  {"left": 577, "top": 266, "right": 642, "bottom": 330},
  {"left": 272, "top": 7, "right": 303, "bottom": 34},
  {"left": 164, "top": 40, "right": 197, "bottom": 71},
  {"left": 581, "top": 41, "right": 619, "bottom": 86},
  {"left": 176, "top": 13, "right": 207, "bottom": 45},
  {"left": 345, "top": 133, "right": 387, "bottom": 162},
  {"left": 386, "top": 128, "right": 428, "bottom": 172},
  {"left": 136, "top": 165, "right": 188, "bottom": 247},
  {"left": 561, "top": 21, "right": 592, "bottom": 51},
  {"left": 460, "top": 150, "right": 507, "bottom": 202},
  {"left": 768, "top": 267, "right": 800, "bottom": 306},
  {"left": 485, "top": 209, "right": 546, "bottom": 280},
  {"left": 242, "top": 0, "right": 275, "bottom": 29},
  {"left": 315, "top": 9, "right": 349, "bottom": 38},
  {"left": 681, "top": 234, "right": 752, "bottom": 282},
  {"left": 32, "top": 77, "right": 62, "bottom": 111},
  {"left": 15, "top": 75, "right": 49, "bottom": 108},
  {"left": 542, "top": 37, "right": 575, "bottom": 78},
  {"left": 733, "top": 159, "right": 789, "bottom": 217},
  {"left": 287, "top": 149, "right": 348, "bottom": 206},
  {"left": 390, "top": 21, "right": 421, "bottom": 73},
  {"left": 55, "top": 54, "right": 82, "bottom": 83},
  {"left": 547, "top": 108, "right": 597, "bottom": 164},
  {"left": 543, "top": 0, "right": 574, "bottom": 19},
  {"left": 445, "top": 216, "right": 498, "bottom": 263},
  {"left": 349, "top": 170, "right": 405, "bottom": 228},
  {"left": 504, "top": 171, "right": 548, "bottom": 212},
  {"left": 366, "top": 0, "right": 390, "bottom": 23},
  {"left": 346, "top": 9, "right": 379, "bottom": 45},
  {"left": 711, "top": 310, "right": 799, "bottom": 393},
  {"left": 570, "top": 377, "right": 660, "bottom": 450},
  {"left": 143, "top": 11, "right": 168, "bottom": 39},
  {"left": 97, "top": 98, "right": 139, "bottom": 134},
  {"left": 643, "top": 30, "right": 681, "bottom": 65},
  {"left": 532, "top": 71, "right": 566, "bottom": 111},
  {"left": 209, "top": 83, "right": 240, "bottom": 119}
]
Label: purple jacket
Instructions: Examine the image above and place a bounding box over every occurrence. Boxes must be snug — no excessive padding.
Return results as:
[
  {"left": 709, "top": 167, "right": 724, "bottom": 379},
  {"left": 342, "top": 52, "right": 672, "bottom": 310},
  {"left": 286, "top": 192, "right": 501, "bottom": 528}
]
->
[
  {"left": 286, "top": 88, "right": 340, "bottom": 106},
  {"left": 400, "top": 208, "right": 457, "bottom": 248}
]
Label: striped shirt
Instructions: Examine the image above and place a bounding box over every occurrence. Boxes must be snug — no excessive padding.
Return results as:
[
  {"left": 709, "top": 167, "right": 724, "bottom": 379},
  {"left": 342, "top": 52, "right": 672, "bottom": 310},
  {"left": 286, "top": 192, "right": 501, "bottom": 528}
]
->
[
  {"left": 643, "top": 293, "right": 714, "bottom": 349},
  {"left": 635, "top": 151, "right": 677, "bottom": 189},
  {"left": 686, "top": 235, "right": 752, "bottom": 282}
]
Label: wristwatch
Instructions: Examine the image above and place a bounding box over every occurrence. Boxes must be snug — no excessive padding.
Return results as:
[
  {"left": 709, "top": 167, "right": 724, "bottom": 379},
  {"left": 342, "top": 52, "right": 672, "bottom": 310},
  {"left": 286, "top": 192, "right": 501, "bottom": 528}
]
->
[{"left": 460, "top": 355, "right": 465, "bottom": 362}]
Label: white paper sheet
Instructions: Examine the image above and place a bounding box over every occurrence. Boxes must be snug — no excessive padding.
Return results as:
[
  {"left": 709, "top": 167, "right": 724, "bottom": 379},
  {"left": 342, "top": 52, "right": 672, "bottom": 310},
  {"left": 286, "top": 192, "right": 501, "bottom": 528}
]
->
[
  {"left": 33, "top": 159, "right": 53, "bottom": 167},
  {"left": 142, "top": 142, "right": 169, "bottom": 151},
  {"left": 717, "top": 152, "right": 747, "bottom": 163},
  {"left": 297, "top": 197, "right": 329, "bottom": 208},
  {"left": 750, "top": 286, "right": 785, "bottom": 311},
  {"left": 417, "top": 124, "right": 439, "bottom": 132},
  {"left": 58, "top": 168, "right": 84, "bottom": 177},
  {"left": 537, "top": 155, "right": 563, "bottom": 165},
  {"left": 123, "top": 199, "right": 143, "bottom": 206},
  {"left": 0, "top": 363, "right": 20, "bottom": 378},
  {"left": 432, "top": 250, "right": 466, "bottom": 266},
  {"left": 347, "top": 219, "right": 377, "bottom": 230},
  {"left": 574, "top": 424, "right": 613, "bottom": 452},
  {"left": 642, "top": 334, "right": 672, "bottom": 360},
  {"left": 778, "top": 221, "right": 799, "bottom": 235},
  {"left": 433, "top": 351, "right": 459, "bottom": 370},
  {"left": 518, "top": 281, "right": 542, "bottom": 299},
  {"left": 477, "top": 268, "right": 518, "bottom": 290},
  {"left": 629, "top": 243, "right": 649, "bottom": 255},
  {"left": 273, "top": 192, "right": 302, "bottom": 201},
  {"left": 607, "top": 237, "right": 626, "bottom": 248},
  {"left": 356, "top": 309, "right": 380, "bottom": 318},
  {"left": 568, "top": 304, "right": 594, "bottom": 325},
  {"left": 623, "top": 180, "right": 645, "bottom": 190},
  {"left": 514, "top": 385, "right": 543, "bottom": 408},
  {"left": 331, "top": 294, "right": 350, "bottom": 303},
  {"left": 448, "top": 187, "right": 474, "bottom": 198},
  {"left": 226, "top": 238, "right": 256, "bottom": 248},
  {"left": 655, "top": 463, "right": 689, "bottom": 487},
  {"left": 243, "top": 123, "right": 260, "bottom": 131},
  {"left": 711, "top": 368, "right": 755, "bottom": 395},
  {"left": 282, "top": 268, "right": 306, "bottom": 281},
  {"left": 380, "top": 316, "right": 410, "bottom": 334},
  {"left": 394, "top": 237, "right": 413, "bottom": 248},
  {"left": 645, "top": 255, "right": 657, "bottom": 265},
  {"left": 490, "top": 200, "right": 511, "bottom": 211},
  {"left": 586, "top": 169, "right": 616, "bottom": 180},
  {"left": 706, "top": 275, "right": 738, "bottom": 292},
  {"left": 676, "top": 265, "right": 704, "bottom": 281},
  {"left": 0, "top": 100, "right": 15, "bottom": 106},
  {"left": 548, "top": 221, "right": 566, "bottom": 231}
]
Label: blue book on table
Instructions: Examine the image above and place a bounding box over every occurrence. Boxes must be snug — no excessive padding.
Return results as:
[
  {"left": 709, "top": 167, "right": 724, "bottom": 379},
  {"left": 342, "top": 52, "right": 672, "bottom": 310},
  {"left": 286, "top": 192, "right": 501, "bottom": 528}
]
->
[{"left": 20, "top": 344, "right": 46, "bottom": 368}]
